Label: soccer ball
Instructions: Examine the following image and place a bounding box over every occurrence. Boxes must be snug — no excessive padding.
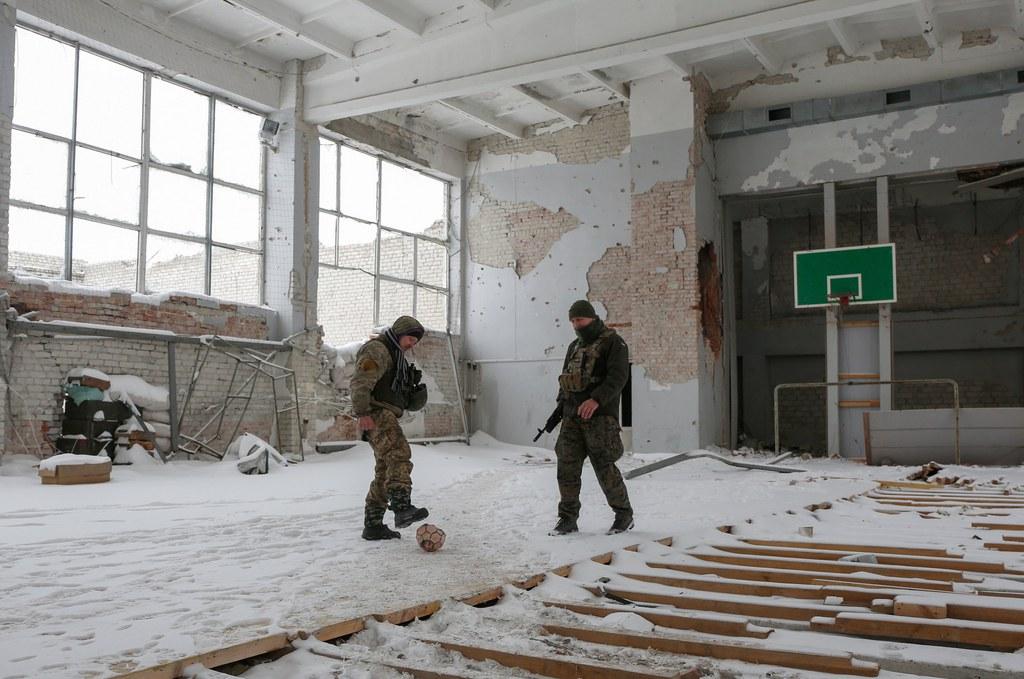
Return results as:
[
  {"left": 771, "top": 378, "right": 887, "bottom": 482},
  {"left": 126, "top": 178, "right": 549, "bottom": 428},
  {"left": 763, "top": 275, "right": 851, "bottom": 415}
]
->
[{"left": 416, "top": 523, "right": 446, "bottom": 552}]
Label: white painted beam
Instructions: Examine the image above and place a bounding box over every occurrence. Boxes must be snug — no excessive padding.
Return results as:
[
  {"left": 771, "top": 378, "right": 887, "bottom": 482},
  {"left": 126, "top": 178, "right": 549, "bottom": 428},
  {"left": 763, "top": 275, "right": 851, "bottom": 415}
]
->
[
  {"left": 351, "top": 0, "right": 425, "bottom": 37},
  {"left": 235, "top": 27, "right": 279, "bottom": 49},
  {"left": 305, "top": 0, "right": 922, "bottom": 121},
  {"left": 438, "top": 99, "right": 524, "bottom": 138},
  {"left": 579, "top": 69, "right": 629, "bottom": 101},
  {"left": 826, "top": 17, "right": 860, "bottom": 55},
  {"left": 662, "top": 53, "right": 691, "bottom": 78},
  {"left": 512, "top": 84, "right": 582, "bottom": 124},
  {"left": 914, "top": 0, "right": 940, "bottom": 49},
  {"left": 301, "top": 1, "right": 343, "bottom": 24},
  {"left": 469, "top": 0, "right": 496, "bottom": 10},
  {"left": 743, "top": 36, "right": 781, "bottom": 73},
  {"left": 226, "top": 0, "right": 354, "bottom": 59},
  {"left": 168, "top": 0, "right": 209, "bottom": 18}
]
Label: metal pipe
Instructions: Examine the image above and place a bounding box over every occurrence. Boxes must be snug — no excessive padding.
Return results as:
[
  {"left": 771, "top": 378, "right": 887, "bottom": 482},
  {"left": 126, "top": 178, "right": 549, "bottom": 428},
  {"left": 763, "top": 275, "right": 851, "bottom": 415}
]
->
[
  {"left": 446, "top": 333, "right": 470, "bottom": 445},
  {"left": 10, "top": 318, "right": 288, "bottom": 351},
  {"left": 773, "top": 378, "right": 960, "bottom": 463}
]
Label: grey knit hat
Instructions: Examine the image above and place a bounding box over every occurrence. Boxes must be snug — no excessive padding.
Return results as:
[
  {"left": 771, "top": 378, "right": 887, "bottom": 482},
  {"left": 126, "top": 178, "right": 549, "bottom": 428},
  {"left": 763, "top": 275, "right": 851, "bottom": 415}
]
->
[
  {"left": 568, "top": 299, "right": 598, "bottom": 319},
  {"left": 391, "top": 315, "right": 425, "bottom": 339}
]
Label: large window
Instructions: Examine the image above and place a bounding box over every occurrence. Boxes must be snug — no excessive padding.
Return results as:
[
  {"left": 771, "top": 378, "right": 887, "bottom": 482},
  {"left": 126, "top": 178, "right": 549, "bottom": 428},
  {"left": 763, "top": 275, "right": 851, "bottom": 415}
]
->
[
  {"left": 9, "top": 27, "right": 265, "bottom": 305},
  {"left": 317, "top": 138, "right": 450, "bottom": 344}
]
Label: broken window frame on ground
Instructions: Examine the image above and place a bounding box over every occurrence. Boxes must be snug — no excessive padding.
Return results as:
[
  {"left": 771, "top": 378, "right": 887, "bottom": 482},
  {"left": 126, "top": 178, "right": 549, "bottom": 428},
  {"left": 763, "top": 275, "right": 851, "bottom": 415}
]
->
[{"left": 8, "top": 24, "right": 266, "bottom": 305}]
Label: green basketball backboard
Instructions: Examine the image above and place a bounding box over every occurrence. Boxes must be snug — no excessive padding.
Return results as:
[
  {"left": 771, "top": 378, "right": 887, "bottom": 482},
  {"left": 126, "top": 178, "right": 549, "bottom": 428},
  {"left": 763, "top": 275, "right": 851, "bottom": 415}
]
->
[{"left": 793, "top": 243, "right": 897, "bottom": 308}]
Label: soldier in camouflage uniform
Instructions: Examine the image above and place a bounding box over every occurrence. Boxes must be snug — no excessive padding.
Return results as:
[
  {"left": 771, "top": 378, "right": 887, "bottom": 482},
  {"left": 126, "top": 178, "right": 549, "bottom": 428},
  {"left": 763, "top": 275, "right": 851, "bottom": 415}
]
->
[
  {"left": 550, "top": 300, "right": 634, "bottom": 536},
  {"left": 351, "top": 315, "right": 430, "bottom": 540}
]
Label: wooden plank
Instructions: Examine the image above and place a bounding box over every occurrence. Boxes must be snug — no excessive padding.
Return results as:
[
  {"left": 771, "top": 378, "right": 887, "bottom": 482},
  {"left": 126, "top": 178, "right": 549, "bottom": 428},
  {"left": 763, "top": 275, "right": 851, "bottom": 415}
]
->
[
  {"left": 542, "top": 600, "right": 772, "bottom": 638},
  {"left": 863, "top": 411, "right": 873, "bottom": 465},
  {"left": 1003, "top": 535, "right": 1024, "bottom": 542},
  {"left": 582, "top": 585, "right": 866, "bottom": 622},
  {"left": 874, "top": 488, "right": 1024, "bottom": 499},
  {"left": 741, "top": 538, "right": 953, "bottom": 557},
  {"left": 870, "top": 493, "right": 1024, "bottom": 504},
  {"left": 841, "top": 373, "right": 881, "bottom": 380},
  {"left": 873, "top": 500, "right": 1024, "bottom": 509},
  {"left": 878, "top": 480, "right": 947, "bottom": 490},
  {"left": 972, "top": 522, "right": 1024, "bottom": 530},
  {"left": 892, "top": 599, "right": 947, "bottom": 619},
  {"left": 425, "top": 638, "right": 696, "bottom": 679},
  {"left": 840, "top": 400, "right": 880, "bottom": 408},
  {"left": 685, "top": 552, "right": 975, "bottom": 582},
  {"left": 542, "top": 624, "right": 879, "bottom": 677},
  {"left": 646, "top": 561, "right": 957, "bottom": 591},
  {"left": 459, "top": 586, "right": 505, "bottom": 607},
  {"left": 711, "top": 544, "right": 1012, "bottom": 574},
  {"left": 372, "top": 600, "right": 443, "bottom": 624},
  {"left": 116, "top": 634, "right": 291, "bottom": 679},
  {"left": 309, "top": 644, "right": 539, "bottom": 679},
  {"left": 314, "top": 616, "right": 366, "bottom": 642},
  {"left": 812, "top": 612, "right": 1024, "bottom": 651},
  {"left": 985, "top": 542, "right": 1024, "bottom": 552}
]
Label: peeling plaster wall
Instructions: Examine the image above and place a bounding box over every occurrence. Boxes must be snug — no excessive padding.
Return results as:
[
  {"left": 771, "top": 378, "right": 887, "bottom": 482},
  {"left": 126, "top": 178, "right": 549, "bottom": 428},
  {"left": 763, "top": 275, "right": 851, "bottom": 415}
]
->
[{"left": 717, "top": 92, "right": 1024, "bottom": 195}]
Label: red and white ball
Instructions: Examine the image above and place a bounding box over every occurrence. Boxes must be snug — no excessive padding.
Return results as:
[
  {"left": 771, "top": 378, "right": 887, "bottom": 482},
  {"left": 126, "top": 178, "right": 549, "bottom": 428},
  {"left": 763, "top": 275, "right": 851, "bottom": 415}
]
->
[{"left": 416, "top": 523, "right": 446, "bottom": 552}]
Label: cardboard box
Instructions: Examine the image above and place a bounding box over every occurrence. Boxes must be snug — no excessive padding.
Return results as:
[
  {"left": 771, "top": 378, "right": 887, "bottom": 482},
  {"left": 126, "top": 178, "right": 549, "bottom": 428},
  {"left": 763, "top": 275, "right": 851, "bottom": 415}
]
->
[{"left": 39, "top": 458, "right": 112, "bottom": 485}]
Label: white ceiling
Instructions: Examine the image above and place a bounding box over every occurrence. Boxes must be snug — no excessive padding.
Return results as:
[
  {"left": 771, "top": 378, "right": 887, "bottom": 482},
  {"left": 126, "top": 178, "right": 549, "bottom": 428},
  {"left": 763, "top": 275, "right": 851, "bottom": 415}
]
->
[{"left": 140, "top": 0, "right": 1024, "bottom": 143}]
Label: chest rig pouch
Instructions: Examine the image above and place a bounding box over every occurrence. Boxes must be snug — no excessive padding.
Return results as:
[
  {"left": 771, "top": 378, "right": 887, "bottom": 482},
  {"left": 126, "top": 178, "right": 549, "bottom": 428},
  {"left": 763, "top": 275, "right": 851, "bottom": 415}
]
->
[{"left": 558, "top": 329, "right": 612, "bottom": 394}]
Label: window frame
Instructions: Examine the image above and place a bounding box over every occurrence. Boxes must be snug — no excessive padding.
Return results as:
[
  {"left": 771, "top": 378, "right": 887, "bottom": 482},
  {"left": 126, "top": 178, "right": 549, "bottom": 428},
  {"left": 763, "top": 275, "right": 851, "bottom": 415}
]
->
[
  {"left": 317, "top": 135, "right": 452, "bottom": 334},
  {"left": 9, "top": 24, "right": 266, "bottom": 303}
]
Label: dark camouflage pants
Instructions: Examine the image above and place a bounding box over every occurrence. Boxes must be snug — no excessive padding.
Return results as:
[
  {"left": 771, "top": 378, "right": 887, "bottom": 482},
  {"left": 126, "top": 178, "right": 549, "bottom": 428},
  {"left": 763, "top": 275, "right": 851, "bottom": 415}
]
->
[
  {"left": 555, "top": 414, "right": 632, "bottom": 521},
  {"left": 364, "top": 409, "right": 413, "bottom": 511}
]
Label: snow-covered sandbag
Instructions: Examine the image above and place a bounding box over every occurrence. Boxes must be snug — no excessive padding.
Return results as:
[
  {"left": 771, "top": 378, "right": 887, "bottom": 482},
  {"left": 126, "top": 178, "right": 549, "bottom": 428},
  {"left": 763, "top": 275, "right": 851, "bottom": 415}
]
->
[
  {"left": 144, "top": 409, "right": 171, "bottom": 425},
  {"left": 155, "top": 436, "right": 172, "bottom": 452},
  {"left": 39, "top": 453, "right": 111, "bottom": 471},
  {"left": 114, "top": 444, "right": 162, "bottom": 466},
  {"left": 108, "top": 375, "right": 170, "bottom": 411},
  {"left": 226, "top": 433, "right": 288, "bottom": 475},
  {"left": 143, "top": 422, "right": 171, "bottom": 438}
]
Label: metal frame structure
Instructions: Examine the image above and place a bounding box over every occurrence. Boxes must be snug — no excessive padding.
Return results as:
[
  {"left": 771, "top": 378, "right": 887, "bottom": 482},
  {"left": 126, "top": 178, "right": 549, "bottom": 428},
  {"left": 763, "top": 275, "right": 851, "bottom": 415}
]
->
[
  {"left": 9, "top": 24, "right": 266, "bottom": 302},
  {"left": 316, "top": 135, "right": 452, "bottom": 336},
  {"left": 774, "top": 378, "right": 961, "bottom": 463},
  {"left": 176, "top": 335, "right": 303, "bottom": 462}
]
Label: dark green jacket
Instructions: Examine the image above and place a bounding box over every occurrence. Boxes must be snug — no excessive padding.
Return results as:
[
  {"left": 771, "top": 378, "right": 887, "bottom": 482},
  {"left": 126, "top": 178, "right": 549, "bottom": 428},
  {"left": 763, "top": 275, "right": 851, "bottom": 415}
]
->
[{"left": 558, "top": 323, "right": 629, "bottom": 421}]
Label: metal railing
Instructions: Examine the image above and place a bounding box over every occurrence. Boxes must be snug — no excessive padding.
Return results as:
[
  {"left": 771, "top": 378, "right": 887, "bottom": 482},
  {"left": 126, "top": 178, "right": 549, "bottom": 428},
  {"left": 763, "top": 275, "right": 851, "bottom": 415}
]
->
[{"left": 774, "top": 378, "right": 960, "bottom": 462}]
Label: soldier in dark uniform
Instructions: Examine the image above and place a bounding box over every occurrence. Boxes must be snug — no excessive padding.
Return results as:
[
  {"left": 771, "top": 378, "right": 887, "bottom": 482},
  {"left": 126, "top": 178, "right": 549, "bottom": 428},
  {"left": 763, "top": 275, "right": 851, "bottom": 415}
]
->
[
  {"left": 351, "top": 315, "right": 430, "bottom": 540},
  {"left": 550, "top": 300, "right": 634, "bottom": 536}
]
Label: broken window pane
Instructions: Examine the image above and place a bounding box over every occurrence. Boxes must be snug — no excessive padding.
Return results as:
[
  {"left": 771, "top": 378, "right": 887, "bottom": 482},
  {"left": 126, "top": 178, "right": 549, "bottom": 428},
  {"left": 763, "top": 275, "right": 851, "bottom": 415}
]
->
[
  {"left": 13, "top": 28, "right": 75, "bottom": 138},
  {"left": 11, "top": 130, "right": 68, "bottom": 209},
  {"left": 338, "top": 217, "right": 376, "bottom": 272},
  {"left": 150, "top": 77, "right": 209, "bottom": 174},
  {"left": 318, "top": 267, "right": 375, "bottom": 345},
  {"left": 214, "top": 101, "right": 262, "bottom": 189},
  {"left": 8, "top": 206, "right": 66, "bottom": 277},
  {"left": 378, "top": 230, "right": 414, "bottom": 280},
  {"left": 381, "top": 161, "right": 446, "bottom": 235},
  {"left": 76, "top": 51, "right": 143, "bottom": 157},
  {"left": 148, "top": 168, "right": 207, "bottom": 237},
  {"left": 416, "top": 239, "right": 448, "bottom": 288},
  {"left": 73, "top": 147, "right": 140, "bottom": 224},
  {"left": 145, "top": 235, "right": 206, "bottom": 296},
  {"left": 319, "top": 212, "right": 337, "bottom": 265},
  {"left": 319, "top": 140, "right": 338, "bottom": 211},
  {"left": 378, "top": 279, "right": 414, "bottom": 324},
  {"left": 211, "top": 247, "right": 261, "bottom": 305},
  {"left": 72, "top": 218, "right": 138, "bottom": 290},
  {"left": 339, "top": 146, "right": 377, "bottom": 222},
  {"left": 416, "top": 287, "right": 447, "bottom": 331},
  {"left": 212, "top": 185, "right": 260, "bottom": 248}
]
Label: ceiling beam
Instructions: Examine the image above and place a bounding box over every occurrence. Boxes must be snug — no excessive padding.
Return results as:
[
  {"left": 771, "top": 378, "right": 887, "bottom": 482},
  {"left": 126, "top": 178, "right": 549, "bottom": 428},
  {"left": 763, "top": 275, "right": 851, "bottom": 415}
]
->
[
  {"left": 469, "top": 0, "right": 497, "bottom": 9},
  {"left": 438, "top": 99, "right": 525, "bottom": 138},
  {"left": 226, "top": 0, "right": 354, "bottom": 59},
  {"left": 305, "top": 0, "right": 922, "bottom": 122},
  {"left": 579, "top": 69, "right": 629, "bottom": 101},
  {"left": 168, "top": 0, "right": 209, "bottom": 18},
  {"left": 826, "top": 17, "right": 861, "bottom": 55},
  {"left": 662, "top": 53, "right": 691, "bottom": 78},
  {"left": 351, "top": 0, "right": 425, "bottom": 37},
  {"left": 512, "top": 85, "right": 583, "bottom": 125},
  {"left": 743, "top": 36, "right": 781, "bottom": 72},
  {"left": 235, "top": 27, "right": 279, "bottom": 49},
  {"left": 301, "top": 1, "right": 344, "bottom": 24},
  {"left": 914, "top": 0, "right": 940, "bottom": 49}
]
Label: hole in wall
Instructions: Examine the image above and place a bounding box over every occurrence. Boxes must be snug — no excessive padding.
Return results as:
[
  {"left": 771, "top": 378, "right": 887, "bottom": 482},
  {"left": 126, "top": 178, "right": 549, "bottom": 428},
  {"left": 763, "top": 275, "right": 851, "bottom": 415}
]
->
[
  {"left": 886, "top": 89, "right": 912, "bottom": 105},
  {"left": 767, "top": 106, "right": 791, "bottom": 122},
  {"left": 697, "top": 242, "right": 723, "bottom": 358}
]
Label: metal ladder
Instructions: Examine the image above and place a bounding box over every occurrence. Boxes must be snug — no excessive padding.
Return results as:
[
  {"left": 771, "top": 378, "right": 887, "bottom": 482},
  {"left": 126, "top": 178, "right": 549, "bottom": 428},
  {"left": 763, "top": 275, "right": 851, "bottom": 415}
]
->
[{"left": 174, "top": 336, "right": 303, "bottom": 461}]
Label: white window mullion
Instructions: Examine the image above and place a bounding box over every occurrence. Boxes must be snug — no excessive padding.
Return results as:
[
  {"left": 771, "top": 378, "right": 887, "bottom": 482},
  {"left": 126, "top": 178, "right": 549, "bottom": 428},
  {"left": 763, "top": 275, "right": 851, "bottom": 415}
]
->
[
  {"left": 138, "top": 72, "right": 152, "bottom": 293},
  {"left": 204, "top": 96, "right": 215, "bottom": 295},
  {"left": 64, "top": 44, "right": 81, "bottom": 281}
]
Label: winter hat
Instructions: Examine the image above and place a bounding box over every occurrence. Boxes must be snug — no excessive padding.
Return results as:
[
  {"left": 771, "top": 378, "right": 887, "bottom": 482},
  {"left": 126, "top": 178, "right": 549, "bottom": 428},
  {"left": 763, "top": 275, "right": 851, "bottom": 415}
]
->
[
  {"left": 391, "top": 315, "right": 425, "bottom": 339},
  {"left": 568, "top": 299, "right": 598, "bottom": 319}
]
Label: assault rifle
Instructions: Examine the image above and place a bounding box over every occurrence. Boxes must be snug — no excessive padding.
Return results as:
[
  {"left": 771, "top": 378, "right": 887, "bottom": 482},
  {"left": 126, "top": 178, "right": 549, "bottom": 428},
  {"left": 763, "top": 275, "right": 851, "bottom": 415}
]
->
[{"left": 533, "top": 405, "right": 563, "bottom": 442}]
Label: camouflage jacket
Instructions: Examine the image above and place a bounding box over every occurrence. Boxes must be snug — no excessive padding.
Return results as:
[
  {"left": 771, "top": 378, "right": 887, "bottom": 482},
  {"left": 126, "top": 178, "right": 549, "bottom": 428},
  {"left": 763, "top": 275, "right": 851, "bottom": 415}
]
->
[
  {"left": 350, "top": 339, "right": 404, "bottom": 417},
  {"left": 558, "top": 322, "right": 629, "bottom": 421}
]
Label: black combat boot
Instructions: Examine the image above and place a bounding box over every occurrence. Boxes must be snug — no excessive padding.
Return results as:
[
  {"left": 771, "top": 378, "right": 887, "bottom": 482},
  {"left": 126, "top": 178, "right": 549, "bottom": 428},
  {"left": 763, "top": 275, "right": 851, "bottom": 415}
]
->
[
  {"left": 548, "top": 516, "right": 578, "bottom": 536},
  {"left": 362, "top": 506, "right": 400, "bottom": 540},
  {"left": 388, "top": 489, "right": 429, "bottom": 529},
  {"left": 607, "top": 511, "right": 634, "bottom": 535}
]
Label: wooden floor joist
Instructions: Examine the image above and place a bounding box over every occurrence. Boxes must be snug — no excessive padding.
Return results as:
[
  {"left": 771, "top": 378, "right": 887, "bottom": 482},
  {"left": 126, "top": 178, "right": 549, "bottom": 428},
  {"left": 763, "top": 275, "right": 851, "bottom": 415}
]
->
[
  {"left": 682, "top": 551, "right": 977, "bottom": 582},
  {"left": 116, "top": 634, "right": 292, "bottom": 679},
  {"left": 740, "top": 538, "right": 953, "bottom": 557},
  {"left": 543, "top": 600, "right": 773, "bottom": 638},
  {"left": 709, "top": 544, "right": 1014, "bottom": 574},
  {"left": 645, "top": 560, "right": 959, "bottom": 590},
  {"left": 985, "top": 541, "right": 1024, "bottom": 552},
  {"left": 307, "top": 645, "right": 491, "bottom": 679},
  {"left": 811, "top": 612, "right": 1024, "bottom": 651},
  {"left": 424, "top": 637, "right": 699, "bottom": 679},
  {"left": 972, "top": 522, "right": 1024, "bottom": 530},
  {"left": 542, "top": 624, "right": 880, "bottom": 677}
]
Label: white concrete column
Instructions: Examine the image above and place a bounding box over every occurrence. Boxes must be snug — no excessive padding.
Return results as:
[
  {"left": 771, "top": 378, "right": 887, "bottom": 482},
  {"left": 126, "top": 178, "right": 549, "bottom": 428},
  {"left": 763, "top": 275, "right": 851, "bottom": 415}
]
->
[
  {"left": 264, "top": 61, "right": 319, "bottom": 339},
  {"left": 824, "top": 182, "right": 840, "bottom": 456},
  {"left": 0, "top": 1, "right": 16, "bottom": 275},
  {"left": 877, "top": 176, "right": 894, "bottom": 410}
]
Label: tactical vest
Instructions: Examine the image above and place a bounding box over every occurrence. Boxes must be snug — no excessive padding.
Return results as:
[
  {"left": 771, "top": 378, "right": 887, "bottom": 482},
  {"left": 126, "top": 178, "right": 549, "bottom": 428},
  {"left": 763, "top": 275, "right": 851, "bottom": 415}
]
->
[
  {"left": 368, "top": 337, "right": 409, "bottom": 411},
  {"left": 558, "top": 327, "right": 616, "bottom": 394}
]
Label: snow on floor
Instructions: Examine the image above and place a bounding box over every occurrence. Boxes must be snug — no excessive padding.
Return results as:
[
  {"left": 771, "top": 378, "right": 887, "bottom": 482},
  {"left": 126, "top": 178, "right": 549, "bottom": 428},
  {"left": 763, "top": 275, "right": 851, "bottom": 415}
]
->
[{"left": 0, "top": 438, "right": 1019, "bottom": 679}]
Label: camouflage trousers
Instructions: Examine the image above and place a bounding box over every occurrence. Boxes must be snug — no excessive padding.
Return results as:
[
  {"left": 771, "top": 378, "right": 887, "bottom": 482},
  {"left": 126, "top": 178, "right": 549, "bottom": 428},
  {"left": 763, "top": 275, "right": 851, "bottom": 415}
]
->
[
  {"left": 364, "top": 408, "right": 414, "bottom": 511},
  {"left": 554, "top": 414, "right": 632, "bottom": 521}
]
